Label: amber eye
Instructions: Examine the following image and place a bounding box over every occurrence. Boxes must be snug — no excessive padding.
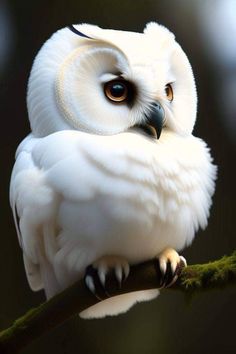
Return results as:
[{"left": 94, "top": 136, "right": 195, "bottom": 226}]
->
[
  {"left": 104, "top": 80, "right": 129, "bottom": 103},
  {"left": 165, "top": 83, "right": 174, "bottom": 101}
]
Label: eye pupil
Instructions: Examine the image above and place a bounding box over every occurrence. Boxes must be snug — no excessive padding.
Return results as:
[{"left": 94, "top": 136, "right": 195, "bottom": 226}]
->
[
  {"left": 104, "top": 80, "right": 130, "bottom": 103},
  {"left": 110, "top": 83, "right": 126, "bottom": 98}
]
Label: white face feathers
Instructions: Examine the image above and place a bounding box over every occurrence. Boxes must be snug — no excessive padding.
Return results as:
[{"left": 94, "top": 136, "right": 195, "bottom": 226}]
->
[{"left": 27, "top": 22, "right": 197, "bottom": 138}]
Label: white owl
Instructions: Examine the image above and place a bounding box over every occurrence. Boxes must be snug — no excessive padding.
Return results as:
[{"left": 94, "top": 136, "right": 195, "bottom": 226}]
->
[{"left": 10, "top": 22, "right": 217, "bottom": 319}]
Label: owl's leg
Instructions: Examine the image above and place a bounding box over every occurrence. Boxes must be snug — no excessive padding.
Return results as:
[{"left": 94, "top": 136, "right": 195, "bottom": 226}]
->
[
  {"left": 156, "top": 248, "right": 187, "bottom": 288},
  {"left": 84, "top": 256, "right": 130, "bottom": 300}
]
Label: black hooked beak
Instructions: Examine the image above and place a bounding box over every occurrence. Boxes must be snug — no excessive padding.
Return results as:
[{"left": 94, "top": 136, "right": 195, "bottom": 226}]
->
[{"left": 145, "top": 102, "right": 165, "bottom": 139}]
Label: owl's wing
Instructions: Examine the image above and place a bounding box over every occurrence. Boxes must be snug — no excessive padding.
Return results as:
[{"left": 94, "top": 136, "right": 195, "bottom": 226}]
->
[
  {"left": 10, "top": 134, "right": 60, "bottom": 294},
  {"left": 10, "top": 142, "right": 42, "bottom": 290}
]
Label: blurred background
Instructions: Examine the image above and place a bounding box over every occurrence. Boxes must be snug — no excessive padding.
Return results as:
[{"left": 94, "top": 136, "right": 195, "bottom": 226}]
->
[{"left": 0, "top": 0, "right": 235, "bottom": 353}]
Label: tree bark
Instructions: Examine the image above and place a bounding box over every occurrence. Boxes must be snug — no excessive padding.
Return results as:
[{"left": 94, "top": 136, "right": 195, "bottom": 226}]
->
[{"left": 0, "top": 251, "right": 235, "bottom": 354}]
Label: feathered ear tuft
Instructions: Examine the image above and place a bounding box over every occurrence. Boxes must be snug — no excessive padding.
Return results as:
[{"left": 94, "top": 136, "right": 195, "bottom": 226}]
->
[
  {"left": 69, "top": 23, "right": 103, "bottom": 40},
  {"left": 143, "top": 22, "right": 175, "bottom": 41},
  {"left": 68, "top": 25, "right": 93, "bottom": 39}
]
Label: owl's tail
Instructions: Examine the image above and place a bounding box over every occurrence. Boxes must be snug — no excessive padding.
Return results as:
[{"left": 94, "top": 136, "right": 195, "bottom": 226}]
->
[{"left": 79, "top": 289, "right": 159, "bottom": 319}]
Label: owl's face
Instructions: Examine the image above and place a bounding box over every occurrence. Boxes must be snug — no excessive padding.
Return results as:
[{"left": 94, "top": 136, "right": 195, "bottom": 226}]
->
[{"left": 27, "top": 22, "right": 197, "bottom": 138}]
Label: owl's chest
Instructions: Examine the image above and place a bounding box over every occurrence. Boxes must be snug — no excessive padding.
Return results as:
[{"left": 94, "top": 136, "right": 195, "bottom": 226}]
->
[
  {"left": 57, "top": 177, "right": 182, "bottom": 263},
  {"left": 58, "top": 180, "right": 156, "bottom": 239},
  {"left": 50, "top": 131, "right": 204, "bottom": 261}
]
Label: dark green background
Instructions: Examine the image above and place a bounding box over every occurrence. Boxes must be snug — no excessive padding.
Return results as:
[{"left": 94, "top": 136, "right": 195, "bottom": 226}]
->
[{"left": 0, "top": 1, "right": 235, "bottom": 353}]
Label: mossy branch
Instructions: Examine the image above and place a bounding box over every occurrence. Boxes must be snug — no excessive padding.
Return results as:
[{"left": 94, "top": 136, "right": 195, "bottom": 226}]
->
[{"left": 0, "top": 251, "right": 236, "bottom": 354}]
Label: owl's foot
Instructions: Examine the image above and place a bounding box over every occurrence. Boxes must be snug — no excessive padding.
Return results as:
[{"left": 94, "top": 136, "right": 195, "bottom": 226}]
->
[
  {"left": 84, "top": 256, "right": 130, "bottom": 300},
  {"left": 156, "top": 248, "right": 187, "bottom": 288}
]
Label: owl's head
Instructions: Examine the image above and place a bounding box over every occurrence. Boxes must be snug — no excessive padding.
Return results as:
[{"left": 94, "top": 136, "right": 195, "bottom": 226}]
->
[{"left": 27, "top": 22, "right": 197, "bottom": 138}]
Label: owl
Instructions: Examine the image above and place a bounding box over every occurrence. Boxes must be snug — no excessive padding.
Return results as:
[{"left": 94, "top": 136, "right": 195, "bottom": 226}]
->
[{"left": 10, "top": 22, "right": 217, "bottom": 319}]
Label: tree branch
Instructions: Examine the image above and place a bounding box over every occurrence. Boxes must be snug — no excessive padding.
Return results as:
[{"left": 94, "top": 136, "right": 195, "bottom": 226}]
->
[{"left": 0, "top": 251, "right": 236, "bottom": 354}]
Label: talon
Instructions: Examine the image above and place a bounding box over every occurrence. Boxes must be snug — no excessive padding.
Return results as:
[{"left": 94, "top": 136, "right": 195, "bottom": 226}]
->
[
  {"left": 171, "top": 260, "right": 178, "bottom": 275},
  {"left": 115, "top": 265, "right": 123, "bottom": 287},
  {"left": 179, "top": 256, "right": 187, "bottom": 268},
  {"left": 85, "top": 275, "right": 95, "bottom": 293},
  {"left": 84, "top": 256, "right": 130, "bottom": 299},
  {"left": 159, "top": 258, "right": 167, "bottom": 276},
  {"left": 123, "top": 263, "right": 130, "bottom": 281},
  {"left": 84, "top": 274, "right": 102, "bottom": 300},
  {"left": 98, "top": 266, "right": 107, "bottom": 288},
  {"left": 156, "top": 248, "right": 187, "bottom": 288}
]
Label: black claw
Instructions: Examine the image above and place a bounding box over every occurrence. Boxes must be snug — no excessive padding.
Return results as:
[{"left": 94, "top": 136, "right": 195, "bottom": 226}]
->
[
  {"left": 156, "top": 259, "right": 177, "bottom": 288},
  {"left": 84, "top": 264, "right": 124, "bottom": 299},
  {"left": 85, "top": 264, "right": 98, "bottom": 278},
  {"left": 162, "top": 261, "right": 174, "bottom": 287},
  {"left": 84, "top": 265, "right": 109, "bottom": 300},
  {"left": 155, "top": 260, "right": 183, "bottom": 288}
]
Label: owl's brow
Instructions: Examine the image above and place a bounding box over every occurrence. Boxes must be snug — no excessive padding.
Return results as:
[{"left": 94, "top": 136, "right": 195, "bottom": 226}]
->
[{"left": 68, "top": 25, "right": 93, "bottom": 39}]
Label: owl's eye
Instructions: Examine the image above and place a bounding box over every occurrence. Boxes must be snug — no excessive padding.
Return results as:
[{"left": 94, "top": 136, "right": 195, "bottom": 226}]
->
[
  {"left": 104, "top": 80, "right": 130, "bottom": 103},
  {"left": 165, "top": 83, "right": 173, "bottom": 101}
]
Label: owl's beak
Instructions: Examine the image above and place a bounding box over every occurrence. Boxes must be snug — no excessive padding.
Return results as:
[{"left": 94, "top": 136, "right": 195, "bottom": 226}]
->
[{"left": 145, "top": 102, "right": 165, "bottom": 139}]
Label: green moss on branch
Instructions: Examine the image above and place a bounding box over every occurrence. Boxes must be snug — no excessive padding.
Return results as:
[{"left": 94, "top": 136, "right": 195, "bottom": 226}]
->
[{"left": 178, "top": 251, "right": 236, "bottom": 291}]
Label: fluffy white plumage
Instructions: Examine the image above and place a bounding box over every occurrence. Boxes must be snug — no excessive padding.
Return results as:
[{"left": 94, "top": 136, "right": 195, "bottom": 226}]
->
[{"left": 10, "top": 22, "right": 216, "bottom": 319}]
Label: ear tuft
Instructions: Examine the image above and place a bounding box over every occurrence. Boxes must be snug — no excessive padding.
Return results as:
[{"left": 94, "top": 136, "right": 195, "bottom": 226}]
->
[
  {"left": 70, "top": 23, "right": 103, "bottom": 39},
  {"left": 143, "top": 22, "right": 175, "bottom": 41}
]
